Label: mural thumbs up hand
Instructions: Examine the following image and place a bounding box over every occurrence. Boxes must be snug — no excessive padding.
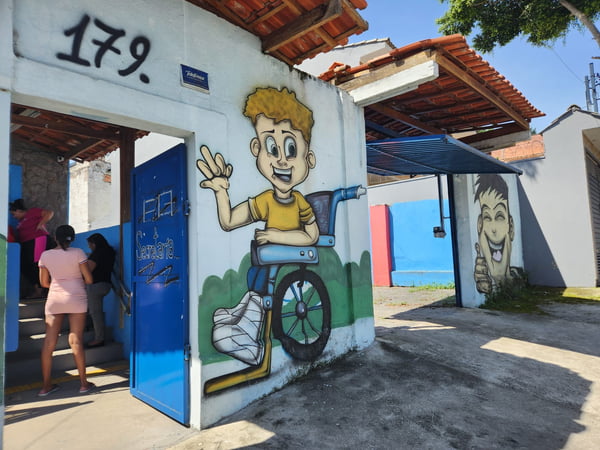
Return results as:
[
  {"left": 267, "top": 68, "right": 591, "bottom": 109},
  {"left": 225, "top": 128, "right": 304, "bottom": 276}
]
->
[
  {"left": 474, "top": 243, "right": 492, "bottom": 294},
  {"left": 197, "top": 145, "right": 233, "bottom": 191}
]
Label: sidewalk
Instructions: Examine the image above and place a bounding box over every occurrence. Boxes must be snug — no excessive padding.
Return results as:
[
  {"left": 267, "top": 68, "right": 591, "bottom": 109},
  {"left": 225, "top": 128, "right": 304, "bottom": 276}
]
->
[
  {"left": 4, "top": 362, "right": 197, "bottom": 450},
  {"left": 5, "top": 287, "right": 600, "bottom": 449}
]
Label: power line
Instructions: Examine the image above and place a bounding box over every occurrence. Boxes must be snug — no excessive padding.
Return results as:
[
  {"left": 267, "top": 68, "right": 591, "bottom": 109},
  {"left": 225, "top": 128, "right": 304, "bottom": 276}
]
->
[{"left": 549, "top": 47, "right": 584, "bottom": 83}]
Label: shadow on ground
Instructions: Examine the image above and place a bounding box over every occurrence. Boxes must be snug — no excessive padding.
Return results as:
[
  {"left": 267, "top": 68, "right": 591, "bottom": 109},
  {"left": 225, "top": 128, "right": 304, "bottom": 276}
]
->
[{"left": 174, "top": 287, "right": 600, "bottom": 449}]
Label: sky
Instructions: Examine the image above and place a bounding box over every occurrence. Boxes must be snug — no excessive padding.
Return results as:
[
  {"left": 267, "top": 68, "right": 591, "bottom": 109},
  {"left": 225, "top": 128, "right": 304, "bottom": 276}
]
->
[{"left": 347, "top": 0, "right": 599, "bottom": 132}]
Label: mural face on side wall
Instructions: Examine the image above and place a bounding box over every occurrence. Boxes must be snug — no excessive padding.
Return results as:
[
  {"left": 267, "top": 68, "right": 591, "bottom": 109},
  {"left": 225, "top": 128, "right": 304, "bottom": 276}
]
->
[
  {"left": 196, "top": 87, "right": 366, "bottom": 394},
  {"left": 473, "top": 174, "right": 522, "bottom": 294}
]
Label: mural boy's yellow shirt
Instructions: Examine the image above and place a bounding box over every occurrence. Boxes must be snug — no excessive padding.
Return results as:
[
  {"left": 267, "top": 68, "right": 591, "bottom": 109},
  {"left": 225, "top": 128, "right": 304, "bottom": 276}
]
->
[{"left": 249, "top": 190, "right": 314, "bottom": 231}]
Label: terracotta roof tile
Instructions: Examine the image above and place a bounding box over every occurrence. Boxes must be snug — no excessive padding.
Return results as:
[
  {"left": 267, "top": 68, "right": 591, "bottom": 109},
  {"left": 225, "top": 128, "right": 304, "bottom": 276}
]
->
[
  {"left": 320, "top": 34, "right": 544, "bottom": 143},
  {"left": 188, "top": 0, "right": 369, "bottom": 65}
]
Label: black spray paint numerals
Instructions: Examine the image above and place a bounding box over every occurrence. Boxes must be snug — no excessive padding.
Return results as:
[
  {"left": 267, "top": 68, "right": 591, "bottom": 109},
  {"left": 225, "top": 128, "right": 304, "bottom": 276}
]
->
[{"left": 56, "top": 14, "right": 151, "bottom": 84}]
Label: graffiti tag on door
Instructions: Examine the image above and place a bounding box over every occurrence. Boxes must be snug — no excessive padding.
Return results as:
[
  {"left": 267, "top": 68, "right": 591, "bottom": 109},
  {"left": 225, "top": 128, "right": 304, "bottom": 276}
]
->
[
  {"left": 142, "top": 190, "right": 176, "bottom": 222},
  {"left": 136, "top": 227, "right": 178, "bottom": 286}
]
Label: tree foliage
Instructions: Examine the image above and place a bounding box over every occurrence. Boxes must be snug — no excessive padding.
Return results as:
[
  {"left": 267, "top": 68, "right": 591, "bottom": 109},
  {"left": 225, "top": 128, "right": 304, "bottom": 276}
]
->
[{"left": 437, "top": 0, "right": 600, "bottom": 52}]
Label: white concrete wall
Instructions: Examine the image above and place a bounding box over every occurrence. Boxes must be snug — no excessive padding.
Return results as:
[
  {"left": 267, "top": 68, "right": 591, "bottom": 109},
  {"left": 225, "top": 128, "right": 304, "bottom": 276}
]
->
[
  {"left": 513, "top": 110, "right": 600, "bottom": 287},
  {"left": 69, "top": 160, "right": 113, "bottom": 232},
  {"left": 7, "top": 0, "right": 372, "bottom": 429},
  {"left": 1, "top": 1, "right": 13, "bottom": 233},
  {"left": 296, "top": 40, "right": 394, "bottom": 76},
  {"left": 69, "top": 163, "right": 90, "bottom": 231},
  {"left": 367, "top": 175, "right": 448, "bottom": 206},
  {"left": 0, "top": 0, "right": 14, "bottom": 440}
]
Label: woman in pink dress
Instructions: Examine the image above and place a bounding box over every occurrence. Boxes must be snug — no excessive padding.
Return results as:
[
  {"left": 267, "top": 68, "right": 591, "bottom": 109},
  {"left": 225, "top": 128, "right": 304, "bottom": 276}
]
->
[{"left": 37, "top": 225, "right": 95, "bottom": 396}]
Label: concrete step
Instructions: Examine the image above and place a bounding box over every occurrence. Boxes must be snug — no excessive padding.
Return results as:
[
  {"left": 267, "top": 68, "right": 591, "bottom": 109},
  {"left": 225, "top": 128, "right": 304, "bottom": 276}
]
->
[
  {"left": 17, "top": 317, "right": 71, "bottom": 337},
  {"left": 18, "top": 311, "right": 94, "bottom": 337},
  {"left": 9, "top": 297, "right": 125, "bottom": 389},
  {"left": 6, "top": 328, "right": 115, "bottom": 357},
  {"left": 5, "top": 341, "right": 125, "bottom": 387},
  {"left": 18, "top": 299, "right": 45, "bottom": 319}
]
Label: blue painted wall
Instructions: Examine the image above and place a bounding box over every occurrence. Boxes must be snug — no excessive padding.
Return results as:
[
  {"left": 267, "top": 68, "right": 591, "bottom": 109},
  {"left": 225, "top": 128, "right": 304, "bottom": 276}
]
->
[
  {"left": 6, "top": 165, "right": 23, "bottom": 351},
  {"left": 8, "top": 165, "right": 22, "bottom": 232},
  {"left": 389, "top": 199, "right": 454, "bottom": 286}
]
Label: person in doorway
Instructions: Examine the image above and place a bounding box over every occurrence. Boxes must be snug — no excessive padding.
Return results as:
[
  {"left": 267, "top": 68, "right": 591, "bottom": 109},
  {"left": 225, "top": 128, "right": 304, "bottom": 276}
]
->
[
  {"left": 37, "top": 225, "right": 95, "bottom": 396},
  {"left": 197, "top": 87, "right": 319, "bottom": 366},
  {"left": 9, "top": 199, "right": 55, "bottom": 298},
  {"left": 86, "top": 233, "right": 116, "bottom": 348}
]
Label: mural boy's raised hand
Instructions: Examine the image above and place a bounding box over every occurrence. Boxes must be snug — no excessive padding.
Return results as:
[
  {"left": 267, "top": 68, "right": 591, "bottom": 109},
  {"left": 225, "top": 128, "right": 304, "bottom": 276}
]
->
[
  {"left": 196, "top": 145, "right": 233, "bottom": 191},
  {"left": 196, "top": 144, "right": 252, "bottom": 231}
]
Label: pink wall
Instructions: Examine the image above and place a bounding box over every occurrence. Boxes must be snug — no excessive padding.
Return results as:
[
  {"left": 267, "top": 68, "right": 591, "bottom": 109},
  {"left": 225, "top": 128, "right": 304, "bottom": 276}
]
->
[{"left": 370, "top": 205, "right": 392, "bottom": 286}]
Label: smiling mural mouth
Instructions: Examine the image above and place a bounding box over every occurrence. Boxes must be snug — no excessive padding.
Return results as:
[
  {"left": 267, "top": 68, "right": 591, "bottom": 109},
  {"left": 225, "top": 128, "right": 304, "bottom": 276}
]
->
[
  {"left": 273, "top": 167, "right": 291, "bottom": 183},
  {"left": 488, "top": 238, "right": 505, "bottom": 262}
]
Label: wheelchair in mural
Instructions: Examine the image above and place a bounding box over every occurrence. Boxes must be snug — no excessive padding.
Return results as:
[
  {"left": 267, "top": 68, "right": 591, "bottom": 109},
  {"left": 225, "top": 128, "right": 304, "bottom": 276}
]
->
[{"left": 205, "top": 185, "right": 366, "bottom": 394}]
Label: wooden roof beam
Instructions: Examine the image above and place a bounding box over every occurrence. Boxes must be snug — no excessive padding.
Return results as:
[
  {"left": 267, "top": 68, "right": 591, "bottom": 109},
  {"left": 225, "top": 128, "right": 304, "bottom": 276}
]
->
[
  {"left": 11, "top": 114, "right": 120, "bottom": 140},
  {"left": 341, "top": 0, "right": 368, "bottom": 30},
  {"left": 406, "top": 99, "right": 490, "bottom": 116},
  {"left": 64, "top": 138, "right": 107, "bottom": 160},
  {"left": 280, "top": 0, "right": 302, "bottom": 15},
  {"left": 263, "top": 0, "right": 343, "bottom": 53},
  {"left": 398, "top": 85, "right": 471, "bottom": 104},
  {"left": 246, "top": 3, "right": 288, "bottom": 26},
  {"left": 459, "top": 123, "right": 526, "bottom": 146},
  {"left": 368, "top": 103, "right": 444, "bottom": 135},
  {"left": 365, "top": 119, "right": 404, "bottom": 138},
  {"left": 434, "top": 52, "right": 529, "bottom": 130}
]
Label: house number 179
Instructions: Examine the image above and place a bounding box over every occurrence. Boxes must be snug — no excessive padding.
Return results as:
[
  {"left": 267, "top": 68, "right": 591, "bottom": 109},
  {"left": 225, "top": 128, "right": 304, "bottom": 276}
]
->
[{"left": 56, "top": 14, "right": 152, "bottom": 84}]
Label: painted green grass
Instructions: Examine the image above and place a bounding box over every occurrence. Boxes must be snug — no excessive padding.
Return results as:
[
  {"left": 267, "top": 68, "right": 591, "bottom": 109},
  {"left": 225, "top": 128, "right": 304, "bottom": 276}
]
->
[{"left": 198, "top": 248, "right": 373, "bottom": 363}]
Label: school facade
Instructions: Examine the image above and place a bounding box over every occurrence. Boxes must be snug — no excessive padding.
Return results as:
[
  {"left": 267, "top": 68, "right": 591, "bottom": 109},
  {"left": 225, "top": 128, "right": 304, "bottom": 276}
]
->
[
  {"left": 1, "top": 0, "right": 374, "bottom": 433},
  {"left": 1, "top": 0, "right": 549, "bottom": 439}
]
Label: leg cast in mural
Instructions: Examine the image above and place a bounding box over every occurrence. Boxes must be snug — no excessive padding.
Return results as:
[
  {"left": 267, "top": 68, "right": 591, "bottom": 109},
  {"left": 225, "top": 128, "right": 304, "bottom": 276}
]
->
[
  {"left": 198, "top": 87, "right": 365, "bottom": 394},
  {"left": 212, "top": 290, "right": 265, "bottom": 365}
]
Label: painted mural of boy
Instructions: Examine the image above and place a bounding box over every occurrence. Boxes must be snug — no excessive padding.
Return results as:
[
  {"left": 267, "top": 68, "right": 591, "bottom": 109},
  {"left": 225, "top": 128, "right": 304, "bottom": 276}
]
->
[
  {"left": 473, "top": 173, "right": 521, "bottom": 294},
  {"left": 196, "top": 87, "right": 319, "bottom": 365}
]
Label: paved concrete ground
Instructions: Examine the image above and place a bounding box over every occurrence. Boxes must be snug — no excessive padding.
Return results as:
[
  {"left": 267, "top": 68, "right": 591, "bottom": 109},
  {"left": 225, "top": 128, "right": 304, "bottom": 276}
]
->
[{"left": 5, "top": 287, "right": 600, "bottom": 449}]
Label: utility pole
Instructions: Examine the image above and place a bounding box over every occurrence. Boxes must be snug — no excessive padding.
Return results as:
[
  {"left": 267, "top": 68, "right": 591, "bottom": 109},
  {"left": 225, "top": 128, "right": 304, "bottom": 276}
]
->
[{"left": 586, "top": 61, "right": 600, "bottom": 112}]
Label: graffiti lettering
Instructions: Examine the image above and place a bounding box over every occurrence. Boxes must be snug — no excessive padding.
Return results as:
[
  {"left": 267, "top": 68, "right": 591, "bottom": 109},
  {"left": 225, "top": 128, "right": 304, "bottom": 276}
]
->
[
  {"left": 142, "top": 190, "right": 175, "bottom": 223},
  {"left": 136, "top": 229, "right": 175, "bottom": 261},
  {"left": 56, "top": 13, "right": 151, "bottom": 84},
  {"left": 138, "top": 261, "right": 179, "bottom": 286}
]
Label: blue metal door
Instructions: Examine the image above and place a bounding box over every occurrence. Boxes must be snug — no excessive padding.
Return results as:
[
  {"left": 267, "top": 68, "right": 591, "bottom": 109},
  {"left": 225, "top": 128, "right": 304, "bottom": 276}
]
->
[{"left": 130, "top": 143, "right": 189, "bottom": 424}]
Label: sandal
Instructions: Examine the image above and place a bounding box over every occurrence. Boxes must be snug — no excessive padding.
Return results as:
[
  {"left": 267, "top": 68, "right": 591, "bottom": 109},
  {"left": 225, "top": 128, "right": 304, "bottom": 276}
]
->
[
  {"left": 79, "top": 382, "right": 96, "bottom": 394},
  {"left": 38, "top": 384, "right": 60, "bottom": 397}
]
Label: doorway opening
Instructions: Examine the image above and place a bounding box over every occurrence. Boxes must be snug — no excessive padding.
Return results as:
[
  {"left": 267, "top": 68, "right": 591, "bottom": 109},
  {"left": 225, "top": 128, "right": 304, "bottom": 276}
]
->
[{"left": 6, "top": 102, "right": 188, "bottom": 424}]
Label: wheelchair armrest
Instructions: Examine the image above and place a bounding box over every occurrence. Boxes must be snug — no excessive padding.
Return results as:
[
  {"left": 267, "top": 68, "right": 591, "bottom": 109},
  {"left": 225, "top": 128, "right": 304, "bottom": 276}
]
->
[
  {"left": 316, "top": 235, "right": 335, "bottom": 247},
  {"left": 252, "top": 242, "right": 319, "bottom": 266}
]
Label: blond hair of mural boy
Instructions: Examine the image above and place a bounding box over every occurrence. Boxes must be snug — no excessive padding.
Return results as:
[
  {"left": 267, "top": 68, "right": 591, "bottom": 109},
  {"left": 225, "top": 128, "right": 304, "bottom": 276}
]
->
[{"left": 197, "top": 87, "right": 318, "bottom": 365}]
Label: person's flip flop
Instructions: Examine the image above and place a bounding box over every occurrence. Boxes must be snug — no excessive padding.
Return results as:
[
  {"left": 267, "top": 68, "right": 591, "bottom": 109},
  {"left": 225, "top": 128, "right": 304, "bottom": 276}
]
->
[
  {"left": 79, "top": 382, "right": 96, "bottom": 394},
  {"left": 37, "top": 384, "right": 60, "bottom": 397}
]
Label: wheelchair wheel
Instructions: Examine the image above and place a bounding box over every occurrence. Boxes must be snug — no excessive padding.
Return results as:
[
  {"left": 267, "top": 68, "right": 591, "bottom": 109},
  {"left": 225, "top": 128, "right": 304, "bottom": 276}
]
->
[{"left": 272, "top": 269, "right": 331, "bottom": 361}]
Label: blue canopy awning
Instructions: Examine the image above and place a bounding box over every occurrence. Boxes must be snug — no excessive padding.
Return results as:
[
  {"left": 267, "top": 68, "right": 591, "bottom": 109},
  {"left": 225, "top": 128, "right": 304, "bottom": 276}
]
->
[{"left": 366, "top": 135, "right": 522, "bottom": 176}]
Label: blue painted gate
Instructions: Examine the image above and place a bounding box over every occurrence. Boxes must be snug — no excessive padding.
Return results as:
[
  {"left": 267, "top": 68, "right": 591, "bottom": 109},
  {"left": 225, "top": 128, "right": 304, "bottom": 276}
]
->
[{"left": 130, "top": 143, "right": 189, "bottom": 424}]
